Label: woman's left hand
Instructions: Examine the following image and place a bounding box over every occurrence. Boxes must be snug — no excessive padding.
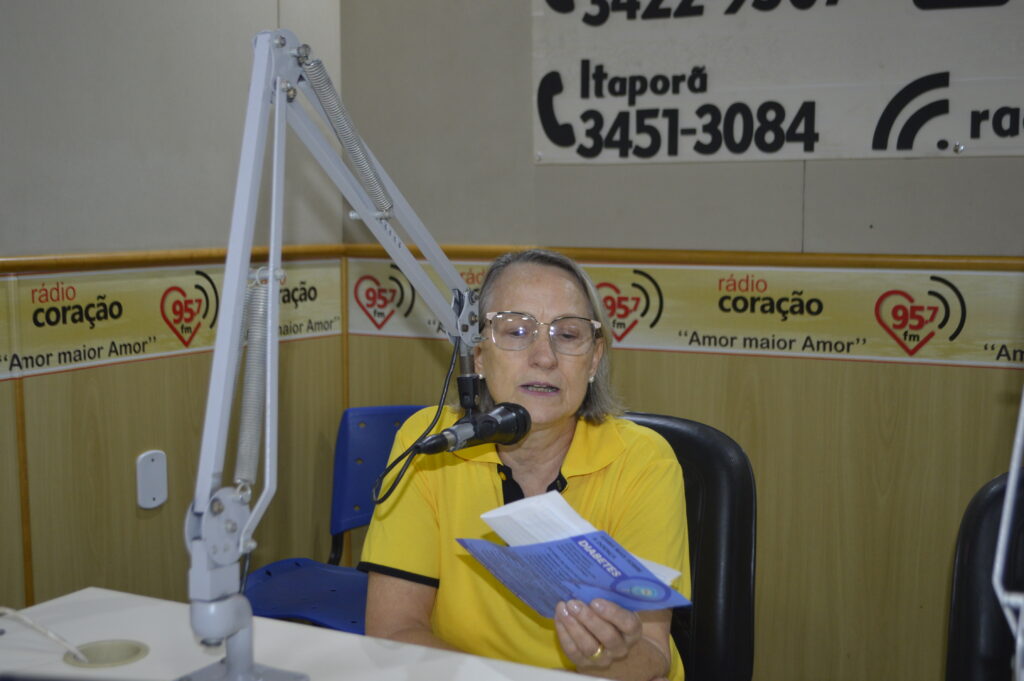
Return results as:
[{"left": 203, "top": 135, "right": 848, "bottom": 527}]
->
[{"left": 553, "top": 598, "right": 643, "bottom": 672}]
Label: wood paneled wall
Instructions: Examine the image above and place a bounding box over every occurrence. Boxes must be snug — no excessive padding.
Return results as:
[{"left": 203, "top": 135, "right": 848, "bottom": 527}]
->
[
  {"left": 613, "top": 350, "right": 1020, "bottom": 681},
  {"left": 24, "top": 355, "right": 210, "bottom": 601},
  {"left": 4, "top": 246, "right": 1022, "bottom": 681},
  {"left": 346, "top": 331, "right": 1022, "bottom": 681},
  {"left": 346, "top": 336, "right": 454, "bottom": 408},
  {"left": 13, "top": 335, "right": 342, "bottom": 605},
  {"left": 1, "top": 381, "right": 25, "bottom": 608}
]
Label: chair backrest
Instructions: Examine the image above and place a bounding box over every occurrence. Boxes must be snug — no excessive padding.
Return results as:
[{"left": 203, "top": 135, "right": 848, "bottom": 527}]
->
[
  {"left": 330, "top": 405, "right": 423, "bottom": 538},
  {"left": 624, "top": 412, "right": 756, "bottom": 681},
  {"left": 946, "top": 473, "right": 1024, "bottom": 681}
]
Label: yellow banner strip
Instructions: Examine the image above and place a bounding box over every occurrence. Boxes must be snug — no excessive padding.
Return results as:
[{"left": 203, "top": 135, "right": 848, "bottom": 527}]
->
[
  {"left": 346, "top": 257, "right": 1024, "bottom": 369},
  {"left": 2, "top": 261, "right": 342, "bottom": 380}
]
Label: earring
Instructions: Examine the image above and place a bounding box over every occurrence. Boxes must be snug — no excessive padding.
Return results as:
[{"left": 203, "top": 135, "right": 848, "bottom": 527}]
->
[{"left": 588, "top": 375, "right": 595, "bottom": 383}]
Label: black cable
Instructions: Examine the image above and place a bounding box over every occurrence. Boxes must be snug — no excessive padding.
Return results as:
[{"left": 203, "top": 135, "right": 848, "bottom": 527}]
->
[
  {"left": 238, "top": 551, "right": 252, "bottom": 593},
  {"left": 371, "top": 337, "right": 461, "bottom": 504}
]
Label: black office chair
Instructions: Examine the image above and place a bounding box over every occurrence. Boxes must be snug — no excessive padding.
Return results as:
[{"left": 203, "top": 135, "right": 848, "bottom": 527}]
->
[
  {"left": 946, "top": 472, "right": 1024, "bottom": 681},
  {"left": 625, "top": 412, "right": 756, "bottom": 681}
]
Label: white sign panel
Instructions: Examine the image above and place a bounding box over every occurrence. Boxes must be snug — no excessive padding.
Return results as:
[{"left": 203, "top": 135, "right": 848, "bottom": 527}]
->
[{"left": 532, "top": 0, "right": 1024, "bottom": 163}]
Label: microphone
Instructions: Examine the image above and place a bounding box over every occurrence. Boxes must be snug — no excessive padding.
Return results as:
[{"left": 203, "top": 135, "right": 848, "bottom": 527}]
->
[{"left": 414, "top": 403, "right": 531, "bottom": 454}]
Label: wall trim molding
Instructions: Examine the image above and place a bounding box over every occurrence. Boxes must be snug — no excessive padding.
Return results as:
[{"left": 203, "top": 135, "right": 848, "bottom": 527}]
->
[{"left": 2, "top": 245, "right": 1022, "bottom": 274}]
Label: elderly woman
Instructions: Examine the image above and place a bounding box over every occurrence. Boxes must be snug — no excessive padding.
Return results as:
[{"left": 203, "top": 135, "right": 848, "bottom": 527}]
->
[{"left": 359, "top": 249, "right": 690, "bottom": 681}]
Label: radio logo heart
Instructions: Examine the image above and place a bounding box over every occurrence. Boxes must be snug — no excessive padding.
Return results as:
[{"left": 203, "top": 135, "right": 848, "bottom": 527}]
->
[
  {"left": 596, "top": 270, "right": 664, "bottom": 343},
  {"left": 354, "top": 268, "right": 416, "bottom": 330},
  {"left": 160, "top": 271, "right": 219, "bottom": 348},
  {"left": 874, "top": 276, "right": 966, "bottom": 356}
]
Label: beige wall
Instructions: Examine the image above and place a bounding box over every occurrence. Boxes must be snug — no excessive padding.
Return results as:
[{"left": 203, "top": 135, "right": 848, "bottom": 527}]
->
[
  {"left": 3, "top": 2, "right": 1021, "bottom": 258},
  {"left": 0, "top": 0, "right": 344, "bottom": 256},
  {"left": 337, "top": 1, "right": 1024, "bottom": 257}
]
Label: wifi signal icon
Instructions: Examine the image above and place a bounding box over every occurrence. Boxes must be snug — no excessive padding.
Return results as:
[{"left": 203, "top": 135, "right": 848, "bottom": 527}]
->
[
  {"left": 872, "top": 72, "right": 950, "bottom": 151},
  {"left": 927, "top": 275, "right": 966, "bottom": 342},
  {"left": 194, "top": 270, "right": 220, "bottom": 330},
  {"left": 388, "top": 264, "right": 417, "bottom": 317}
]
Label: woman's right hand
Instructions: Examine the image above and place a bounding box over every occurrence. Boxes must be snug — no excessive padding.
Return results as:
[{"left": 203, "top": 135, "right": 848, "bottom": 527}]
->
[{"left": 553, "top": 598, "right": 672, "bottom": 680}]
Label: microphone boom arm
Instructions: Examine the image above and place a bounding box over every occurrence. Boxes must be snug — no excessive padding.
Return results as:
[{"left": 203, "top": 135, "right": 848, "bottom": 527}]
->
[{"left": 182, "top": 29, "right": 482, "bottom": 681}]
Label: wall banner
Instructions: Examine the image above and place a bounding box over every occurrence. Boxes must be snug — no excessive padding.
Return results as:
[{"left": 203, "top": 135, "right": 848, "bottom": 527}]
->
[
  {"left": 532, "top": 0, "right": 1024, "bottom": 163},
  {"left": 349, "top": 258, "right": 1024, "bottom": 368},
  {"left": 0, "top": 260, "right": 341, "bottom": 380}
]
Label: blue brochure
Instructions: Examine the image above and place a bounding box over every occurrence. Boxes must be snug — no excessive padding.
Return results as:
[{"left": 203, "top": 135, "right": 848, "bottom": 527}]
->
[{"left": 458, "top": 530, "right": 690, "bottom": 618}]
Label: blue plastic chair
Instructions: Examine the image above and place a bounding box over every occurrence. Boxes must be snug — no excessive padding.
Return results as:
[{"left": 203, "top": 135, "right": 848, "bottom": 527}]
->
[{"left": 243, "top": 404, "right": 422, "bottom": 633}]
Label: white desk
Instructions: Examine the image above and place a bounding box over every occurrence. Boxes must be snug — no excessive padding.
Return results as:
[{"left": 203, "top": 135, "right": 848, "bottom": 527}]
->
[{"left": 0, "top": 588, "right": 586, "bottom": 680}]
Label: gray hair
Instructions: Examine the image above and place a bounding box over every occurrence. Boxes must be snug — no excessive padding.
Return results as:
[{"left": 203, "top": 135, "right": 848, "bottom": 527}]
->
[{"left": 474, "top": 249, "right": 622, "bottom": 424}]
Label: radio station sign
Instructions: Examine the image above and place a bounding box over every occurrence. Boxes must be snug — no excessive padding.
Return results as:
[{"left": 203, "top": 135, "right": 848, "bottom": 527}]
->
[
  {"left": 349, "top": 258, "right": 1024, "bottom": 369},
  {"left": 348, "top": 259, "right": 488, "bottom": 340},
  {"left": 0, "top": 260, "right": 341, "bottom": 380},
  {"left": 532, "top": 0, "right": 1024, "bottom": 162}
]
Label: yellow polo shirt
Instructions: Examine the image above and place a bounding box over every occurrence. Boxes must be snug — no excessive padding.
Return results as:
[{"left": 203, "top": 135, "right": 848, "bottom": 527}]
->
[{"left": 359, "top": 406, "right": 690, "bottom": 680}]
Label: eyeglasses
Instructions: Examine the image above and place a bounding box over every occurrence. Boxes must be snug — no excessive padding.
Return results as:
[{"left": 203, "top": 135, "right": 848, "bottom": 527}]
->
[{"left": 485, "top": 311, "right": 601, "bottom": 356}]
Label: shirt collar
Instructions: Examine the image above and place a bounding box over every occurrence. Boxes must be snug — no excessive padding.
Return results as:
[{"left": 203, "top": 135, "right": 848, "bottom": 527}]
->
[{"left": 452, "top": 417, "right": 622, "bottom": 477}]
